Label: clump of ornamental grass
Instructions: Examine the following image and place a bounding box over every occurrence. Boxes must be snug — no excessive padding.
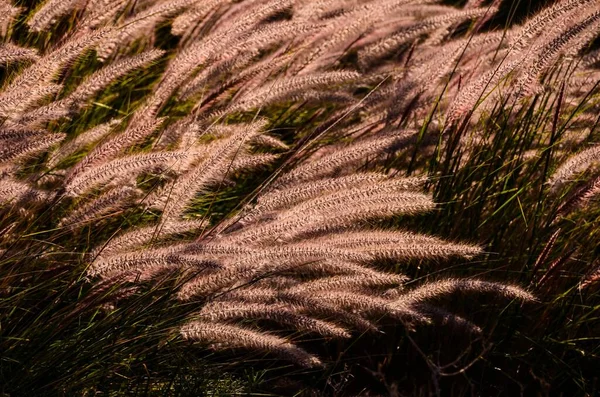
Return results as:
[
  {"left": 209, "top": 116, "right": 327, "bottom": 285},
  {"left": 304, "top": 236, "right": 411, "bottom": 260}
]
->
[
  {"left": 1, "top": 0, "right": 600, "bottom": 395},
  {"left": 378, "top": 50, "right": 600, "bottom": 396}
]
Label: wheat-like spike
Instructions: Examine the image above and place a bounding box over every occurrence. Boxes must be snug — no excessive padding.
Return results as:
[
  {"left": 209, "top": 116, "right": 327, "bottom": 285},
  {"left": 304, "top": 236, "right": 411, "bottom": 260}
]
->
[
  {"left": 236, "top": 244, "right": 374, "bottom": 264},
  {"left": 515, "top": 8, "right": 600, "bottom": 98},
  {"left": 27, "top": 0, "right": 83, "bottom": 32},
  {"left": 79, "top": 0, "right": 128, "bottom": 30},
  {"left": 317, "top": 16, "right": 403, "bottom": 58},
  {"left": 275, "top": 180, "right": 433, "bottom": 222},
  {"left": 419, "top": 21, "right": 452, "bottom": 47},
  {"left": 204, "top": 120, "right": 275, "bottom": 141},
  {"left": 291, "top": 295, "right": 379, "bottom": 332},
  {"left": 368, "top": 242, "right": 483, "bottom": 260},
  {"left": 0, "top": 128, "right": 46, "bottom": 141},
  {"left": 294, "top": 0, "right": 348, "bottom": 21},
  {"left": 152, "top": 117, "right": 194, "bottom": 150},
  {"left": 0, "top": 1, "right": 21, "bottom": 36},
  {"left": 446, "top": 59, "right": 520, "bottom": 124},
  {"left": 240, "top": 173, "right": 389, "bottom": 223},
  {"left": 291, "top": 90, "right": 356, "bottom": 106},
  {"left": 68, "top": 49, "right": 165, "bottom": 105},
  {"left": 212, "top": 0, "right": 294, "bottom": 37},
  {"left": 59, "top": 186, "right": 141, "bottom": 230},
  {"left": 47, "top": 120, "right": 120, "bottom": 169},
  {"left": 66, "top": 117, "right": 165, "bottom": 184},
  {"left": 0, "top": 83, "right": 62, "bottom": 121},
  {"left": 14, "top": 100, "right": 71, "bottom": 128},
  {"left": 0, "top": 133, "right": 64, "bottom": 164},
  {"left": 65, "top": 151, "right": 187, "bottom": 196},
  {"left": 553, "top": 175, "right": 600, "bottom": 219},
  {"left": 205, "top": 18, "right": 308, "bottom": 66},
  {"left": 531, "top": 229, "right": 561, "bottom": 275},
  {"left": 0, "top": 179, "right": 48, "bottom": 204},
  {"left": 198, "top": 301, "right": 351, "bottom": 338},
  {"left": 96, "top": 0, "right": 195, "bottom": 60},
  {"left": 228, "top": 190, "right": 435, "bottom": 244},
  {"left": 93, "top": 220, "right": 208, "bottom": 258},
  {"left": 311, "top": 229, "right": 448, "bottom": 248},
  {"left": 570, "top": 176, "right": 600, "bottom": 211},
  {"left": 358, "top": 7, "right": 496, "bottom": 66},
  {"left": 153, "top": 121, "right": 264, "bottom": 221},
  {"left": 0, "top": 29, "right": 108, "bottom": 119},
  {"left": 420, "top": 28, "right": 508, "bottom": 67},
  {"left": 0, "top": 179, "right": 28, "bottom": 203},
  {"left": 277, "top": 260, "right": 396, "bottom": 279},
  {"left": 357, "top": 5, "right": 466, "bottom": 46},
  {"left": 535, "top": 249, "right": 575, "bottom": 287},
  {"left": 117, "top": 256, "right": 218, "bottom": 283},
  {"left": 175, "top": 256, "right": 337, "bottom": 299},
  {"left": 178, "top": 53, "right": 256, "bottom": 102},
  {"left": 144, "top": 34, "right": 227, "bottom": 119},
  {"left": 579, "top": 265, "right": 600, "bottom": 291},
  {"left": 245, "top": 174, "right": 425, "bottom": 223},
  {"left": 233, "top": 235, "right": 479, "bottom": 265},
  {"left": 88, "top": 249, "right": 218, "bottom": 279},
  {"left": 395, "top": 279, "right": 535, "bottom": 307},
  {"left": 564, "top": 16, "right": 600, "bottom": 59},
  {"left": 229, "top": 71, "right": 360, "bottom": 113},
  {"left": 227, "top": 274, "right": 299, "bottom": 291},
  {"left": 286, "top": 273, "right": 406, "bottom": 294},
  {"left": 215, "top": 52, "right": 294, "bottom": 100},
  {"left": 182, "top": 264, "right": 369, "bottom": 306},
  {"left": 180, "top": 242, "right": 255, "bottom": 256},
  {"left": 171, "top": 0, "right": 230, "bottom": 36},
  {"left": 179, "top": 21, "right": 319, "bottom": 100},
  {"left": 46, "top": 27, "right": 110, "bottom": 65},
  {"left": 189, "top": 242, "right": 374, "bottom": 268},
  {"left": 19, "top": 49, "right": 162, "bottom": 131},
  {"left": 548, "top": 144, "right": 600, "bottom": 190},
  {"left": 177, "top": 266, "right": 254, "bottom": 299},
  {"left": 180, "top": 321, "right": 322, "bottom": 367},
  {"left": 176, "top": 121, "right": 209, "bottom": 152},
  {"left": 311, "top": 230, "right": 482, "bottom": 259},
  {"left": 510, "top": 0, "right": 596, "bottom": 51},
  {"left": 214, "top": 286, "right": 378, "bottom": 332},
  {"left": 308, "top": 290, "right": 422, "bottom": 320},
  {"left": 182, "top": 44, "right": 301, "bottom": 104},
  {"left": 286, "top": 191, "right": 431, "bottom": 235},
  {"left": 0, "top": 43, "right": 39, "bottom": 64},
  {"left": 251, "top": 134, "right": 289, "bottom": 151},
  {"left": 415, "top": 303, "right": 482, "bottom": 334},
  {"left": 292, "top": 0, "right": 409, "bottom": 73},
  {"left": 230, "top": 153, "right": 279, "bottom": 173},
  {"left": 565, "top": 72, "right": 600, "bottom": 99},
  {"left": 274, "top": 134, "right": 414, "bottom": 188}
]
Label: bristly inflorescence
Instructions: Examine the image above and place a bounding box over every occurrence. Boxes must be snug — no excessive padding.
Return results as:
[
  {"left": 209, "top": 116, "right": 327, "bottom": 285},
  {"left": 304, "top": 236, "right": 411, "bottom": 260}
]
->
[{"left": 4, "top": 0, "right": 599, "bottom": 369}]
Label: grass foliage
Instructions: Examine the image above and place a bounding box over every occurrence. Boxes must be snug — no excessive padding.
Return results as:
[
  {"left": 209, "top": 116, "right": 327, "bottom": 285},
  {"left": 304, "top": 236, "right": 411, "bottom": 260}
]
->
[{"left": 1, "top": 0, "right": 600, "bottom": 395}]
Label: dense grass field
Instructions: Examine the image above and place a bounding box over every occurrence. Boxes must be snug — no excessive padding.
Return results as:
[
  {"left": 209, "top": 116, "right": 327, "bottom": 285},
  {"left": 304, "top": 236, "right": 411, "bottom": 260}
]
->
[{"left": 1, "top": 0, "right": 600, "bottom": 395}]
